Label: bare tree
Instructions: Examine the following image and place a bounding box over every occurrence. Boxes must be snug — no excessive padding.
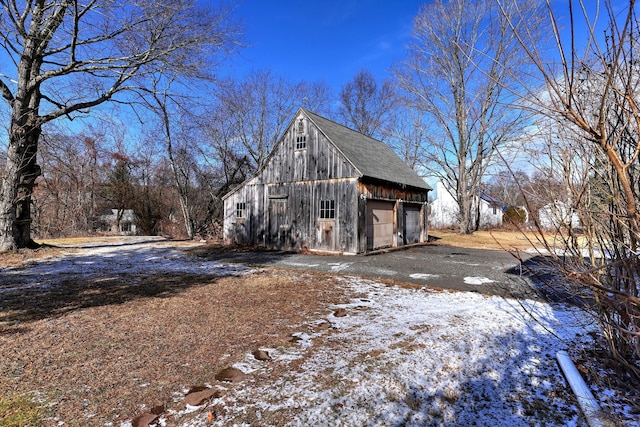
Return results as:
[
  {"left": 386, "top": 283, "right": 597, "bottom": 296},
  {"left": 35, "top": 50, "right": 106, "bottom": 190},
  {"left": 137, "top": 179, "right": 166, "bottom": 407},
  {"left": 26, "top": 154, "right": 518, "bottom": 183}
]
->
[
  {"left": 484, "top": 169, "right": 531, "bottom": 208},
  {"left": 34, "top": 127, "right": 108, "bottom": 237},
  {"left": 0, "top": 0, "right": 240, "bottom": 250},
  {"left": 215, "top": 69, "right": 293, "bottom": 171},
  {"left": 337, "top": 69, "right": 396, "bottom": 139},
  {"left": 297, "top": 80, "right": 334, "bottom": 118},
  {"left": 130, "top": 136, "right": 166, "bottom": 236},
  {"left": 135, "top": 75, "right": 200, "bottom": 239},
  {"left": 103, "top": 155, "right": 137, "bottom": 232},
  {"left": 395, "top": 0, "right": 544, "bottom": 234},
  {"left": 385, "top": 106, "right": 431, "bottom": 171},
  {"left": 499, "top": 0, "right": 640, "bottom": 377},
  {"left": 200, "top": 106, "right": 253, "bottom": 196}
]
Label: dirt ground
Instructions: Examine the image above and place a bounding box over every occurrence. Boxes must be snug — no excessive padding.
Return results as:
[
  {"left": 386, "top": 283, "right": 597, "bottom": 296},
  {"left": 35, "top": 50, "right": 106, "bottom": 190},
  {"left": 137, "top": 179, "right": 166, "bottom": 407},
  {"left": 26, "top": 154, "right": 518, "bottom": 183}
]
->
[{"left": 0, "top": 263, "right": 351, "bottom": 425}]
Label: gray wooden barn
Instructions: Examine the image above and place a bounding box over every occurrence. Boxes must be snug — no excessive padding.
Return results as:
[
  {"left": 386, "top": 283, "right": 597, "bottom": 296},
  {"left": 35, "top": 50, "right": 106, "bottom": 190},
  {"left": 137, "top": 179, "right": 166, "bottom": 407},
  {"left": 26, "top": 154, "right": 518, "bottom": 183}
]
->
[{"left": 222, "top": 108, "right": 431, "bottom": 254}]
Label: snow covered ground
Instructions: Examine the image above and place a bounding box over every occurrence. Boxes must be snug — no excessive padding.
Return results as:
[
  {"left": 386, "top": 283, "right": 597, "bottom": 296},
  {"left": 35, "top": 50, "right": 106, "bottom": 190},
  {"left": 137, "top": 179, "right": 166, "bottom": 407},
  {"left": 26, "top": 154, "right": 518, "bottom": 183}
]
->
[
  {"left": 163, "top": 279, "right": 608, "bottom": 427},
  {"left": 1, "top": 237, "right": 635, "bottom": 426},
  {"left": 0, "top": 237, "right": 249, "bottom": 293}
]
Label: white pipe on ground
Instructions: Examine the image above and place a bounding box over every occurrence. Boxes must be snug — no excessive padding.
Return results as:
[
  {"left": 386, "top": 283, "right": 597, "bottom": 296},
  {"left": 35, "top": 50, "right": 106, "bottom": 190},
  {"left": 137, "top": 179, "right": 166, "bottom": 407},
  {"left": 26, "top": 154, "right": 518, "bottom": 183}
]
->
[{"left": 556, "top": 350, "right": 612, "bottom": 427}]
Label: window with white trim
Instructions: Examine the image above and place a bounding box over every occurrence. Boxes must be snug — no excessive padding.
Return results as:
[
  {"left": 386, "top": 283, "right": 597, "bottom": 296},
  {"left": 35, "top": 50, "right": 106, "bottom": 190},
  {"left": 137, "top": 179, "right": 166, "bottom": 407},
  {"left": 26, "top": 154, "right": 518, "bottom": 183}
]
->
[{"left": 319, "top": 199, "right": 335, "bottom": 219}]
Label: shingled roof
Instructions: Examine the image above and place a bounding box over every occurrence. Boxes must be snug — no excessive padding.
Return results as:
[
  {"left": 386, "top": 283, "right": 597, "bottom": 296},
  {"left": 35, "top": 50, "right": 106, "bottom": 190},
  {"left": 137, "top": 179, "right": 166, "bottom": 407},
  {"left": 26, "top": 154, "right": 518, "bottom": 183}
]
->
[{"left": 304, "top": 109, "right": 431, "bottom": 191}]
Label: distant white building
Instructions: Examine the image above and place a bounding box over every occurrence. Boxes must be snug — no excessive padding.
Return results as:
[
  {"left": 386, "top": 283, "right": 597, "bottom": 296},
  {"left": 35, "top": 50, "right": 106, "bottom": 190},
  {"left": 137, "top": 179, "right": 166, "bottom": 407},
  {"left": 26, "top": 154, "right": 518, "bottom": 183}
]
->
[
  {"left": 538, "top": 201, "right": 581, "bottom": 230},
  {"left": 429, "top": 181, "right": 503, "bottom": 229},
  {"left": 99, "top": 209, "right": 138, "bottom": 235}
]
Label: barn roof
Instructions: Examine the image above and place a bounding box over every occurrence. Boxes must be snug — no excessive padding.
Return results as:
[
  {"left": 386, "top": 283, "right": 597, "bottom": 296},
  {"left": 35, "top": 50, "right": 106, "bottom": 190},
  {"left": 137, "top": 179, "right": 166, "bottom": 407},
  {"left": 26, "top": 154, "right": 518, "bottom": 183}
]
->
[{"left": 304, "top": 110, "right": 431, "bottom": 191}]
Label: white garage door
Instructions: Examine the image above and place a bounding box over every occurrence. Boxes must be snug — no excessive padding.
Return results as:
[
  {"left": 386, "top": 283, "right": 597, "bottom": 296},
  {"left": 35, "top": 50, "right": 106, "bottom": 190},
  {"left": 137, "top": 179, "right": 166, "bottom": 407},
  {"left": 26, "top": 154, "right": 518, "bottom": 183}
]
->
[{"left": 366, "top": 200, "right": 394, "bottom": 250}]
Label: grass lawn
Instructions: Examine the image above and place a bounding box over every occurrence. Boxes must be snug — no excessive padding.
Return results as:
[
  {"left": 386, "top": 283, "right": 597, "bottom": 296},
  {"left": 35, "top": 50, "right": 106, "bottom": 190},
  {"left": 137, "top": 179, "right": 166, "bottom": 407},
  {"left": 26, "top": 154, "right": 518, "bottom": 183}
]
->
[
  {"left": 428, "top": 229, "right": 543, "bottom": 252},
  {"left": 0, "top": 265, "right": 349, "bottom": 425}
]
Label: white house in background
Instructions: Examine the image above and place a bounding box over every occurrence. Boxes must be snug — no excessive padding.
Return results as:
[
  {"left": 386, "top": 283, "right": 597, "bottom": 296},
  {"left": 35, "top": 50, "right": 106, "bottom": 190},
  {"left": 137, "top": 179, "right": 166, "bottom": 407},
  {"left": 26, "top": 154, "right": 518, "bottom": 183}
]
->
[
  {"left": 99, "top": 209, "right": 138, "bottom": 235},
  {"left": 429, "top": 181, "right": 504, "bottom": 229},
  {"left": 538, "top": 201, "right": 581, "bottom": 230}
]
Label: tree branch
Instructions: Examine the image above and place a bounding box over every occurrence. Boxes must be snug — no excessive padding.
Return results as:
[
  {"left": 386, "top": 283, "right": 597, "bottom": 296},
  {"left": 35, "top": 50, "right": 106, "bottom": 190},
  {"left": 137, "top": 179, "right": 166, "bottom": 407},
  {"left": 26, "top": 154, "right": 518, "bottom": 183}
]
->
[{"left": 0, "top": 78, "right": 15, "bottom": 104}]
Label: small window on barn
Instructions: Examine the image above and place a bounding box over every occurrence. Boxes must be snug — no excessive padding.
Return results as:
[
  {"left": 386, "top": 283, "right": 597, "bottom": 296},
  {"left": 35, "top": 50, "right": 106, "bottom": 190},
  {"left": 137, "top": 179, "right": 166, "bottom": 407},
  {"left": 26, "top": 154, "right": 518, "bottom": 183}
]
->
[
  {"left": 236, "top": 202, "right": 247, "bottom": 218},
  {"left": 295, "top": 118, "right": 307, "bottom": 150},
  {"left": 319, "top": 199, "right": 335, "bottom": 219}
]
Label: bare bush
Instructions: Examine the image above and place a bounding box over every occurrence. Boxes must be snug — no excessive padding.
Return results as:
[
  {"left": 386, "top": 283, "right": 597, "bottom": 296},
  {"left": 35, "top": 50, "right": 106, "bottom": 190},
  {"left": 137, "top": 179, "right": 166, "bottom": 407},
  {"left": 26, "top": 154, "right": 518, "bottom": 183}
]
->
[{"left": 500, "top": 0, "right": 640, "bottom": 377}]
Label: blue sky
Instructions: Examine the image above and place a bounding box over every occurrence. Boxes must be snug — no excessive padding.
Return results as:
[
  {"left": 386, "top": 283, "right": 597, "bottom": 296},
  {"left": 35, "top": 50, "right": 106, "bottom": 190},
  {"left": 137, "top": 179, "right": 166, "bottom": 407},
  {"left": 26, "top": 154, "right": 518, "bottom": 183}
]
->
[{"left": 225, "top": 0, "right": 426, "bottom": 91}]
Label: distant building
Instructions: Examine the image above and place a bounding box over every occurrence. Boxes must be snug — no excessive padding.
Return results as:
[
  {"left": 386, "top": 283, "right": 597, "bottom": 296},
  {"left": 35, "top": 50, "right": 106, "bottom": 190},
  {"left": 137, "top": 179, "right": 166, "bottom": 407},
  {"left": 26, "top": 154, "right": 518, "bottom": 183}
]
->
[
  {"left": 538, "top": 201, "right": 581, "bottom": 230},
  {"left": 429, "top": 181, "right": 504, "bottom": 229},
  {"left": 99, "top": 209, "right": 138, "bottom": 235}
]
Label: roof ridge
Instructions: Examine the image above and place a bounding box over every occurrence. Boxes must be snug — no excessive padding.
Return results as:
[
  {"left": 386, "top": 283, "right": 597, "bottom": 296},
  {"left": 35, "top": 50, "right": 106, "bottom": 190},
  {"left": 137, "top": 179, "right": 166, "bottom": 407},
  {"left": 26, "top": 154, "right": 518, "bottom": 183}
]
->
[
  {"left": 302, "top": 109, "right": 389, "bottom": 146},
  {"left": 302, "top": 109, "right": 431, "bottom": 191}
]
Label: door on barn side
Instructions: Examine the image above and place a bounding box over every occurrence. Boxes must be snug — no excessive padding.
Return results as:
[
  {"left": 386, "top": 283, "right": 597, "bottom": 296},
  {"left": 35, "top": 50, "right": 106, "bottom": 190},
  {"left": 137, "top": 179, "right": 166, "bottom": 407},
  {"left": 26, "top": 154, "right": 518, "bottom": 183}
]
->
[
  {"left": 366, "top": 200, "right": 394, "bottom": 250},
  {"left": 403, "top": 205, "right": 422, "bottom": 245},
  {"left": 268, "top": 199, "right": 290, "bottom": 250}
]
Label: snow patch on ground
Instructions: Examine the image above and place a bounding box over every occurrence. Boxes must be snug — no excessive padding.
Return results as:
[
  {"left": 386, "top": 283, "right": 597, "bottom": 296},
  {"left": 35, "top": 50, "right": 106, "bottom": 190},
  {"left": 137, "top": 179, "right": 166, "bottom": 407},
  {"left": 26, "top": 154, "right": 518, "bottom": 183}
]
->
[
  {"left": 171, "top": 276, "right": 601, "bottom": 427},
  {"left": 0, "top": 238, "right": 251, "bottom": 292},
  {"left": 410, "top": 273, "right": 440, "bottom": 280},
  {"left": 328, "top": 262, "right": 353, "bottom": 272},
  {"left": 464, "top": 276, "right": 495, "bottom": 285}
]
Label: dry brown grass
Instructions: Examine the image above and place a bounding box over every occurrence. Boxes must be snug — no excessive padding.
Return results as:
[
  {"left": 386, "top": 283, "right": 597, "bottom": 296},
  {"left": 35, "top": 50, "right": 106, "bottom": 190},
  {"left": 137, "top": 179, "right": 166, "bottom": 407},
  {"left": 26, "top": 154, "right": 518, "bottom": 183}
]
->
[
  {"left": 0, "top": 245, "right": 66, "bottom": 269},
  {"left": 429, "top": 229, "right": 543, "bottom": 252},
  {"left": 0, "top": 268, "right": 348, "bottom": 425}
]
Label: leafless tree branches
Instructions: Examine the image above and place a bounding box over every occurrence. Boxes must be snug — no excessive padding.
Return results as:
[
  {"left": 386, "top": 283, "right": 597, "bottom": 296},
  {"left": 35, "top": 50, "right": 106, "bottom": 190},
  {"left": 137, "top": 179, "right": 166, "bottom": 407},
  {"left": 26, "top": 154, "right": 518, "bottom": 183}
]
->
[
  {"left": 337, "top": 69, "right": 396, "bottom": 140},
  {"left": 499, "top": 0, "right": 640, "bottom": 377},
  {"left": 0, "top": 0, "right": 241, "bottom": 250},
  {"left": 395, "top": 0, "right": 545, "bottom": 234}
]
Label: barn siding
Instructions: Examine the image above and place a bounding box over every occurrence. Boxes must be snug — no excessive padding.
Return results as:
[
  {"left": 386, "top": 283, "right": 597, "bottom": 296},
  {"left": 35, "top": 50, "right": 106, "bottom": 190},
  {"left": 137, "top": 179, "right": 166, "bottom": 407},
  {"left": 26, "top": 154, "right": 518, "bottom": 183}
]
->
[
  {"left": 224, "top": 177, "right": 359, "bottom": 253},
  {"left": 358, "top": 180, "right": 429, "bottom": 204},
  {"left": 223, "top": 110, "right": 430, "bottom": 253},
  {"left": 223, "top": 175, "right": 428, "bottom": 253},
  {"left": 258, "top": 116, "right": 359, "bottom": 185}
]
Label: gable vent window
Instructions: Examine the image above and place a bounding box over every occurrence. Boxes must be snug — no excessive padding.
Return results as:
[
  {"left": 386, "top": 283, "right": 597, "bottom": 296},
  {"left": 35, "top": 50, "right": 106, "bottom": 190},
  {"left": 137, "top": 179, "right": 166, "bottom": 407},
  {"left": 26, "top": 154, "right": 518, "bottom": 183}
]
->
[
  {"left": 236, "top": 202, "right": 246, "bottom": 219},
  {"left": 295, "top": 118, "right": 307, "bottom": 150},
  {"left": 319, "top": 199, "right": 335, "bottom": 219}
]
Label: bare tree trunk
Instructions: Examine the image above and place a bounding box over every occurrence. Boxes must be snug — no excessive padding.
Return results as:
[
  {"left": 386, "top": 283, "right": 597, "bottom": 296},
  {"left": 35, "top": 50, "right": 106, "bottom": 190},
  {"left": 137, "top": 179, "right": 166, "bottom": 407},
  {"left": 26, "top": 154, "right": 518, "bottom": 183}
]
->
[
  {"left": 166, "top": 134, "right": 195, "bottom": 240},
  {"left": 0, "top": 41, "right": 44, "bottom": 250},
  {"left": 457, "top": 178, "right": 474, "bottom": 234},
  {"left": 0, "top": 131, "right": 41, "bottom": 250}
]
